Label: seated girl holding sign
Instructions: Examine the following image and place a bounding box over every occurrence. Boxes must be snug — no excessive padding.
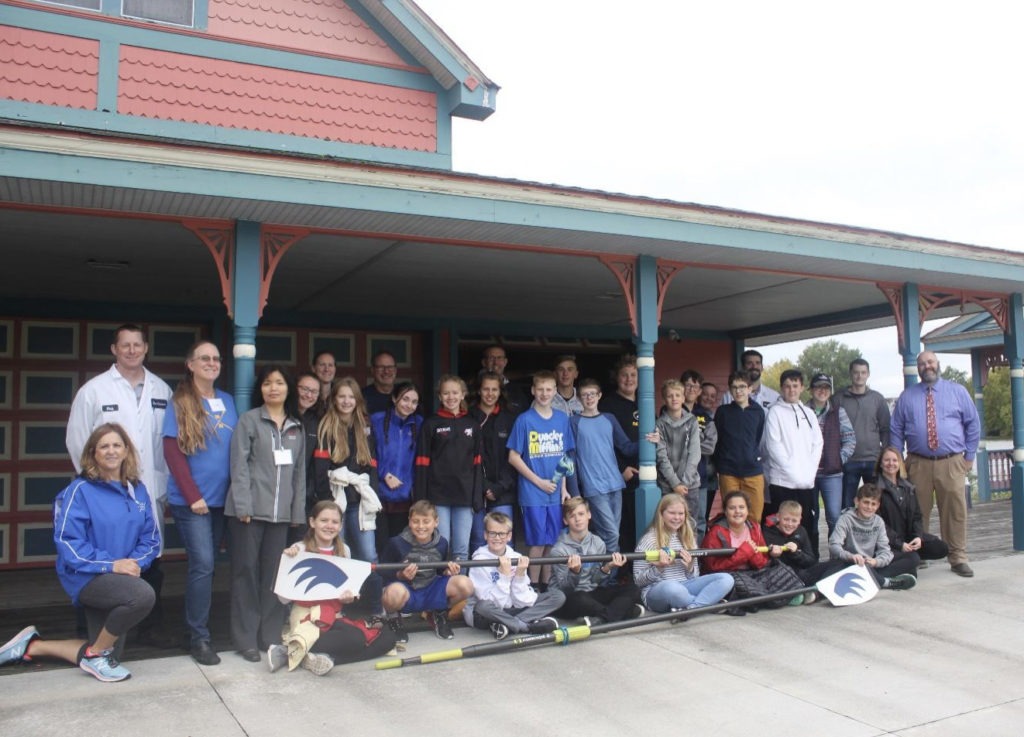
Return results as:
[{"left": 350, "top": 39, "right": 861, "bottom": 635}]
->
[{"left": 268, "top": 501, "right": 396, "bottom": 676}]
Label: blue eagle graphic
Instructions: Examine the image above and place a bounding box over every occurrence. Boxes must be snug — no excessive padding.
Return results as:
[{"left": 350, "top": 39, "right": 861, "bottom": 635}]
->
[
  {"left": 290, "top": 558, "right": 348, "bottom": 594},
  {"left": 834, "top": 572, "right": 867, "bottom": 599}
]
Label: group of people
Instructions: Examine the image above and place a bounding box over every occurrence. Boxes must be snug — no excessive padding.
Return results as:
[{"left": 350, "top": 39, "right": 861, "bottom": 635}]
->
[{"left": 0, "top": 331, "right": 978, "bottom": 682}]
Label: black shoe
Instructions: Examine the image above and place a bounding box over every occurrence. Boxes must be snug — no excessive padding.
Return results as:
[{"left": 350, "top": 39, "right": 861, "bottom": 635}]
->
[
  {"left": 387, "top": 616, "right": 408, "bottom": 644},
  {"left": 950, "top": 562, "right": 974, "bottom": 578},
  {"left": 136, "top": 628, "right": 179, "bottom": 649},
  {"left": 238, "top": 648, "right": 261, "bottom": 663},
  {"left": 431, "top": 610, "right": 454, "bottom": 640},
  {"left": 526, "top": 616, "right": 559, "bottom": 634},
  {"left": 191, "top": 641, "right": 221, "bottom": 666}
]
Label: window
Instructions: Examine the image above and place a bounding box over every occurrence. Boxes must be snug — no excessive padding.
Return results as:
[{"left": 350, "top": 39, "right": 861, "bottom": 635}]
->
[{"left": 122, "top": 0, "right": 194, "bottom": 27}]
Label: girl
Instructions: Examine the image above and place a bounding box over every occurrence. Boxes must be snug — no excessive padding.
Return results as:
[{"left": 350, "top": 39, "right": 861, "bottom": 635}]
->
[
  {"left": 414, "top": 375, "right": 483, "bottom": 561},
  {"left": 633, "top": 494, "right": 734, "bottom": 612},
  {"left": 702, "top": 491, "right": 811, "bottom": 610},
  {"left": 468, "top": 372, "right": 517, "bottom": 552},
  {"left": 314, "top": 377, "right": 380, "bottom": 563},
  {"left": 268, "top": 501, "right": 396, "bottom": 675},
  {"left": 163, "top": 340, "right": 237, "bottom": 666},
  {"left": 370, "top": 381, "right": 423, "bottom": 544},
  {"left": 226, "top": 365, "right": 306, "bottom": 662}
]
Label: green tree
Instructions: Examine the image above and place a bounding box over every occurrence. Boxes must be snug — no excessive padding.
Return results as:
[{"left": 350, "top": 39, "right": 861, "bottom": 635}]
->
[
  {"left": 982, "top": 367, "right": 1011, "bottom": 439},
  {"left": 941, "top": 365, "right": 971, "bottom": 393},
  {"left": 795, "top": 340, "right": 861, "bottom": 390},
  {"left": 761, "top": 358, "right": 795, "bottom": 392}
]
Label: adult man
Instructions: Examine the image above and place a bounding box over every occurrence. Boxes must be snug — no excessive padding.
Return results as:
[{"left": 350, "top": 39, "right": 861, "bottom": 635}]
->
[
  {"left": 551, "top": 355, "right": 583, "bottom": 416},
  {"left": 763, "top": 370, "right": 824, "bottom": 555},
  {"left": 66, "top": 323, "right": 174, "bottom": 646},
  {"left": 481, "top": 344, "right": 528, "bottom": 415},
  {"left": 699, "top": 382, "right": 719, "bottom": 414},
  {"left": 721, "top": 349, "right": 780, "bottom": 409},
  {"left": 889, "top": 351, "right": 980, "bottom": 577},
  {"left": 835, "top": 358, "right": 891, "bottom": 508},
  {"left": 312, "top": 351, "right": 336, "bottom": 403},
  {"left": 712, "top": 370, "right": 767, "bottom": 521},
  {"left": 364, "top": 350, "right": 398, "bottom": 415}
]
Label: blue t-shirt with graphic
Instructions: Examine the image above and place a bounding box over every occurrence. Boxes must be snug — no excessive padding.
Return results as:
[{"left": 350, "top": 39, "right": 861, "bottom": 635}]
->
[{"left": 507, "top": 407, "right": 575, "bottom": 507}]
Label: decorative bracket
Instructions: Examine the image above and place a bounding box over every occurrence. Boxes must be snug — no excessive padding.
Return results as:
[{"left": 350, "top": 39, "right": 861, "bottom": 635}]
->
[
  {"left": 259, "top": 226, "right": 309, "bottom": 318},
  {"left": 879, "top": 282, "right": 1012, "bottom": 349},
  {"left": 184, "top": 220, "right": 235, "bottom": 317},
  {"left": 599, "top": 255, "right": 685, "bottom": 336}
]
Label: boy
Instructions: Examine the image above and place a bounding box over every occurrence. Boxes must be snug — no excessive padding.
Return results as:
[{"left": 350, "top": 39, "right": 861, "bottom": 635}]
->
[
  {"left": 655, "top": 379, "right": 702, "bottom": 533},
  {"left": 507, "top": 370, "right": 575, "bottom": 585},
  {"left": 463, "top": 511, "right": 566, "bottom": 640},
  {"left": 764, "top": 500, "right": 843, "bottom": 588},
  {"left": 712, "top": 370, "right": 767, "bottom": 521},
  {"left": 567, "top": 377, "right": 638, "bottom": 556},
  {"left": 380, "top": 500, "right": 474, "bottom": 642},
  {"left": 828, "top": 484, "right": 919, "bottom": 590},
  {"left": 549, "top": 497, "right": 642, "bottom": 625}
]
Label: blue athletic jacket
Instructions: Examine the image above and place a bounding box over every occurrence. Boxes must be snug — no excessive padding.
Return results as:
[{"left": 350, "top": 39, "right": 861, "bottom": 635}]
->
[{"left": 370, "top": 408, "right": 422, "bottom": 505}]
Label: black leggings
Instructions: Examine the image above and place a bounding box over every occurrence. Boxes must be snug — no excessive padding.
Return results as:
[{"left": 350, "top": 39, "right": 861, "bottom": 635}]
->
[
  {"left": 79, "top": 573, "right": 156, "bottom": 657},
  {"left": 314, "top": 620, "right": 396, "bottom": 664}
]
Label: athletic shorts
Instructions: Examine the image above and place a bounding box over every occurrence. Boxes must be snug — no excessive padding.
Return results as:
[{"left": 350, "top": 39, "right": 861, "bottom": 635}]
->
[
  {"left": 397, "top": 575, "right": 450, "bottom": 613},
  {"left": 520, "top": 505, "right": 562, "bottom": 547}
]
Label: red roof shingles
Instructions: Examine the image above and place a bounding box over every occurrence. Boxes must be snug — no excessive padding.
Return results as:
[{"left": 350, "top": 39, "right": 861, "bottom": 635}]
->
[
  {"left": 207, "top": 0, "right": 408, "bottom": 67},
  {"left": 118, "top": 47, "right": 437, "bottom": 150},
  {"left": 0, "top": 26, "right": 98, "bottom": 109}
]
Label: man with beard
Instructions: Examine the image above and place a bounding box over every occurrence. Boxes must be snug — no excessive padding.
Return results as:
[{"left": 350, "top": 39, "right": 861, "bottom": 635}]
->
[
  {"left": 720, "top": 349, "right": 780, "bottom": 409},
  {"left": 889, "top": 351, "right": 979, "bottom": 578}
]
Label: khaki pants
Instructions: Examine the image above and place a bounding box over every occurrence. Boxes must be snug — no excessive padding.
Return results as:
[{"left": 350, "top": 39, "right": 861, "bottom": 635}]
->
[
  {"left": 717, "top": 474, "right": 766, "bottom": 523},
  {"left": 905, "top": 454, "right": 968, "bottom": 565}
]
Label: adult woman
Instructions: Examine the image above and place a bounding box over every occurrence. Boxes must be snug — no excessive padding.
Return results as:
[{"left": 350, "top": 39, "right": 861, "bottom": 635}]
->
[
  {"left": 633, "top": 494, "right": 734, "bottom": 612},
  {"left": 468, "top": 371, "right": 517, "bottom": 552},
  {"left": 806, "top": 374, "right": 855, "bottom": 551},
  {"left": 0, "top": 424, "right": 157, "bottom": 682},
  {"left": 370, "top": 381, "right": 422, "bottom": 544},
  {"left": 702, "top": 491, "right": 810, "bottom": 610},
  {"left": 876, "top": 447, "right": 950, "bottom": 562},
  {"left": 227, "top": 365, "right": 306, "bottom": 662},
  {"left": 313, "top": 377, "right": 380, "bottom": 562},
  {"left": 163, "top": 340, "right": 237, "bottom": 666},
  {"left": 599, "top": 355, "right": 640, "bottom": 552}
]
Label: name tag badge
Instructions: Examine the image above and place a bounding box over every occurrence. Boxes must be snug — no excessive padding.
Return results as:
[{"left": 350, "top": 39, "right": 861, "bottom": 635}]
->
[
  {"left": 274, "top": 448, "right": 294, "bottom": 466},
  {"left": 151, "top": 398, "right": 168, "bottom": 409},
  {"left": 207, "top": 398, "right": 226, "bottom": 413},
  {"left": 101, "top": 404, "right": 119, "bottom": 412}
]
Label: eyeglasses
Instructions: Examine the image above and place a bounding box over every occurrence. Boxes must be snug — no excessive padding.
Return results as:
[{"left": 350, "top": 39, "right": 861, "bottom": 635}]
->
[
  {"left": 193, "top": 355, "right": 221, "bottom": 363},
  {"left": 729, "top": 384, "right": 749, "bottom": 392},
  {"left": 297, "top": 386, "right": 320, "bottom": 396},
  {"left": 374, "top": 364, "right": 397, "bottom": 371},
  {"left": 484, "top": 530, "right": 510, "bottom": 539},
  {"left": 579, "top": 391, "right": 600, "bottom": 399}
]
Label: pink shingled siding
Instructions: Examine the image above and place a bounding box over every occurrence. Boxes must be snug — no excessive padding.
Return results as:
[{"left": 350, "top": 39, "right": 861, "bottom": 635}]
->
[
  {"left": 207, "top": 0, "right": 408, "bottom": 66},
  {"left": 117, "top": 47, "right": 437, "bottom": 150},
  {"left": 0, "top": 25, "right": 98, "bottom": 109}
]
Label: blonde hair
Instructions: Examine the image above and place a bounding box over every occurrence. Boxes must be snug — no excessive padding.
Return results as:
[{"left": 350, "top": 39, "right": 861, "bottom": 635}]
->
[
  {"left": 317, "top": 377, "right": 373, "bottom": 466},
  {"left": 646, "top": 494, "right": 695, "bottom": 549},
  {"left": 437, "top": 374, "right": 468, "bottom": 413},
  {"left": 661, "top": 379, "right": 684, "bottom": 399},
  {"left": 79, "top": 423, "right": 141, "bottom": 486},
  {"left": 173, "top": 340, "right": 220, "bottom": 455}
]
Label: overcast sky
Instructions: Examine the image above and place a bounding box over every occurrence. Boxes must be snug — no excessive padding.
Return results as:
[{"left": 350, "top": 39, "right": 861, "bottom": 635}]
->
[{"left": 415, "top": 0, "right": 1022, "bottom": 395}]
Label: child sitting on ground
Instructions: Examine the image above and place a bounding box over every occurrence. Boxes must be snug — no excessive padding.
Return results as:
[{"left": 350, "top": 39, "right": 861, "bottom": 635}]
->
[
  {"left": 828, "top": 484, "right": 919, "bottom": 590},
  {"left": 763, "top": 500, "right": 845, "bottom": 585},
  {"left": 380, "top": 500, "right": 474, "bottom": 643},
  {"left": 463, "top": 511, "right": 566, "bottom": 639},
  {"left": 549, "top": 497, "right": 642, "bottom": 625},
  {"left": 268, "top": 501, "right": 396, "bottom": 676}
]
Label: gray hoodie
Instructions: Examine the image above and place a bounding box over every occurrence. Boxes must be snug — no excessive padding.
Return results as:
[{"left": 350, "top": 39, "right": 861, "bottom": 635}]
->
[{"left": 655, "top": 411, "right": 701, "bottom": 493}]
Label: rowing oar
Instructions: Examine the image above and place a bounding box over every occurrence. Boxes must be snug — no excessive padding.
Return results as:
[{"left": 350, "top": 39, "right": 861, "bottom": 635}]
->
[
  {"left": 369, "top": 547, "right": 762, "bottom": 572},
  {"left": 374, "top": 584, "right": 816, "bottom": 670}
]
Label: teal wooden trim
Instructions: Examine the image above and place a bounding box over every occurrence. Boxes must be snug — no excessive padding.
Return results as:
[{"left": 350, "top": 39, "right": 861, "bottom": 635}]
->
[
  {"left": 194, "top": 0, "right": 208, "bottom": 32},
  {"left": 0, "top": 104, "right": 450, "bottom": 169},
  {"left": 1004, "top": 294, "right": 1024, "bottom": 550},
  {"left": 96, "top": 38, "right": 118, "bottom": 112},
  {"left": 923, "top": 335, "right": 1003, "bottom": 353},
  {"left": 901, "top": 283, "right": 921, "bottom": 388},
  {"left": 231, "top": 221, "right": 261, "bottom": 413},
  {"left": 971, "top": 350, "right": 990, "bottom": 502},
  {"left": 5, "top": 6, "right": 438, "bottom": 91},
  {"left": 733, "top": 304, "right": 894, "bottom": 341},
  {"left": 633, "top": 336, "right": 658, "bottom": 542}
]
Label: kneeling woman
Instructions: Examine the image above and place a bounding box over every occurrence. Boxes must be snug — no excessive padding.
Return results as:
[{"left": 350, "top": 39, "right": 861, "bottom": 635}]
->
[
  {"left": 633, "top": 494, "right": 734, "bottom": 612},
  {"left": 0, "top": 424, "right": 158, "bottom": 682},
  {"left": 702, "top": 490, "right": 810, "bottom": 609}
]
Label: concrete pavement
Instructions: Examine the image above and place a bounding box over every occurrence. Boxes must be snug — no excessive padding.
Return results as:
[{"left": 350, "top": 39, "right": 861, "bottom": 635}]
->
[{"left": 2, "top": 554, "right": 1022, "bottom": 737}]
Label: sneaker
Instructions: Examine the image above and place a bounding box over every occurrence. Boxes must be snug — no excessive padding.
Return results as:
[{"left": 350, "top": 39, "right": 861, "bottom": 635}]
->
[
  {"left": 582, "top": 616, "right": 606, "bottom": 627},
  {"left": 490, "top": 622, "right": 510, "bottom": 641},
  {"left": 802, "top": 591, "right": 818, "bottom": 605},
  {"left": 267, "top": 644, "right": 288, "bottom": 673},
  {"left": 631, "top": 603, "right": 647, "bottom": 619},
  {"left": 387, "top": 616, "right": 408, "bottom": 644},
  {"left": 787, "top": 594, "right": 805, "bottom": 606},
  {"left": 79, "top": 649, "right": 131, "bottom": 682},
  {"left": 526, "top": 616, "right": 559, "bottom": 635},
  {"left": 0, "top": 626, "right": 38, "bottom": 666},
  {"left": 431, "top": 610, "right": 454, "bottom": 640},
  {"left": 364, "top": 614, "right": 385, "bottom": 630},
  {"left": 883, "top": 573, "right": 917, "bottom": 591},
  {"left": 300, "top": 652, "right": 334, "bottom": 677}
]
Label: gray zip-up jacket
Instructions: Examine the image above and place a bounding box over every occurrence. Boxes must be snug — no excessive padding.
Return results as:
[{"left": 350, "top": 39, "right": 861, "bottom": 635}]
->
[
  {"left": 227, "top": 407, "right": 306, "bottom": 524},
  {"left": 655, "top": 411, "right": 701, "bottom": 493},
  {"left": 549, "top": 528, "right": 608, "bottom": 593},
  {"left": 835, "top": 387, "right": 891, "bottom": 463}
]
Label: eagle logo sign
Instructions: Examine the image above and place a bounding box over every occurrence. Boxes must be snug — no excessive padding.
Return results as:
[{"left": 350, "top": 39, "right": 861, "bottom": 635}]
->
[{"left": 290, "top": 558, "right": 349, "bottom": 594}]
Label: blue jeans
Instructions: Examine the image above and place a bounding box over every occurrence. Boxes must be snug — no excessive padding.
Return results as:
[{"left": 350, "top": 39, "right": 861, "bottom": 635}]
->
[
  {"left": 644, "top": 573, "right": 735, "bottom": 612},
  {"left": 344, "top": 505, "right": 378, "bottom": 563},
  {"left": 435, "top": 505, "right": 474, "bottom": 562},
  {"left": 842, "top": 460, "right": 878, "bottom": 509},
  {"left": 815, "top": 473, "right": 843, "bottom": 540},
  {"left": 169, "top": 504, "right": 225, "bottom": 645},
  {"left": 470, "top": 505, "right": 514, "bottom": 553},
  {"left": 586, "top": 491, "right": 622, "bottom": 554}
]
